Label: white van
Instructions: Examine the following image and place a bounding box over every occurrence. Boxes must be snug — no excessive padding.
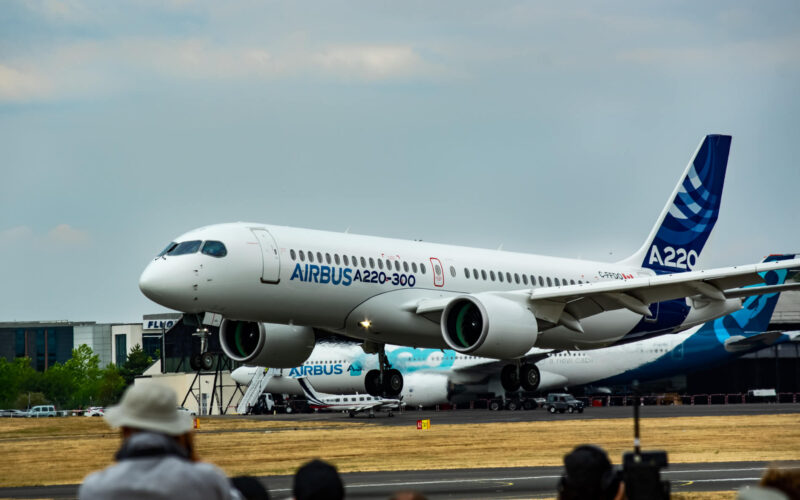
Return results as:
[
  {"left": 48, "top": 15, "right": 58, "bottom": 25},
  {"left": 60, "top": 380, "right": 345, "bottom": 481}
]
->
[{"left": 28, "top": 405, "right": 57, "bottom": 417}]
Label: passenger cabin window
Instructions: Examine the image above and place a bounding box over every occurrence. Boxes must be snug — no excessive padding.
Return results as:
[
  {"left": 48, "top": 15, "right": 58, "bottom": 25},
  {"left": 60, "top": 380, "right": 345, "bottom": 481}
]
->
[
  {"left": 473, "top": 268, "right": 478, "bottom": 279},
  {"left": 490, "top": 271, "right": 496, "bottom": 281},
  {"left": 539, "top": 276, "right": 544, "bottom": 287},
  {"left": 420, "top": 264, "right": 426, "bottom": 274},
  {"left": 555, "top": 277, "right": 560, "bottom": 286},
  {"left": 514, "top": 273, "right": 520, "bottom": 284},
  {"left": 403, "top": 262, "right": 409, "bottom": 272},
  {"left": 506, "top": 272, "right": 512, "bottom": 282},
  {"left": 334, "top": 254, "right": 340, "bottom": 265},
  {"left": 299, "top": 250, "right": 306, "bottom": 261},
  {"left": 343, "top": 255, "right": 349, "bottom": 266},
  {"left": 377, "top": 259, "right": 384, "bottom": 269},
  {"left": 316, "top": 252, "right": 323, "bottom": 263},
  {"left": 464, "top": 268, "right": 470, "bottom": 279},
  {"left": 522, "top": 274, "right": 528, "bottom": 285},
  {"left": 498, "top": 272, "right": 503, "bottom": 282},
  {"left": 326, "top": 253, "right": 332, "bottom": 264},
  {"left": 546, "top": 277, "right": 552, "bottom": 287},
  {"left": 360, "top": 257, "right": 367, "bottom": 268},
  {"left": 481, "top": 270, "right": 487, "bottom": 280},
  {"left": 395, "top": 261, "right": 400, "bottom": 271},
  {"left": 412, "top": 262, "right": 418, "bottom": 273},
  {"left": 369, "top": 257, "right": 375, "bottom": 269},
  {"left": 169, "top": 240, "right": 202, "bottom": 256},
  {"left": 201, "top": 241, "right": 227, "bottom": 258},
  {"left": 308, "top": 251, "right": 314, "bottom": 263},
  {"left": 290, "top": 249, "right": 297, "bottom": 260},
  {"left": 450, "top": 266, "right": 456, "bottom": 277}
]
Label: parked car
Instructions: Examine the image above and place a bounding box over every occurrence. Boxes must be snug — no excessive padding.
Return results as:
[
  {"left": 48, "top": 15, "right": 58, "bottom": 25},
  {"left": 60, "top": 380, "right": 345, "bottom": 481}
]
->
[
  {"left": 176, "top": 406, "right": 197, "bottom": 416},
  {"left": 543, "top": 393, "right": 585, "bottom": 414},
  {"left": 0, "top": 409, "right": 28, "bottom": 418},
  {"left": 84, "top": 407, "right": 104, "bottom": 417},
  {"left": 27, "top": 405, "right": 57, "bottom": 417}
]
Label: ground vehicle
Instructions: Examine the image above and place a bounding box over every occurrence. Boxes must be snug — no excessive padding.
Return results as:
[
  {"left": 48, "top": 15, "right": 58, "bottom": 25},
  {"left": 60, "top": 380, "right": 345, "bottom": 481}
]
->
[
  {"left": 84, "top": 407, "right": 104, "bottom": 417},
  {"left": 176, "top": 406, "right": 197, "bottom": 416},
  {"left": 0, "top": 409, "right": 28, "bottom": 417},
  {"left": 543, "top": 393, "right": 584, "bottom": 414},
  {"left": 27, "top": 405, "right": 57, "bottom": 417},
  {"left": 487, "top": 395, "right": 543, "bottom": 411}
]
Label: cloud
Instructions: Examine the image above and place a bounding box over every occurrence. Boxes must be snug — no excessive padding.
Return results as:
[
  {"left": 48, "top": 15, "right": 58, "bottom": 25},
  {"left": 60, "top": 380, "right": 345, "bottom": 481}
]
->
[
  {"left": 0, "top": 224, "right": 89, "bottom": 248},
  {"left": 0, "top": 64, "right": 52, "bottom": 102},
  {"left": 0, "top": 37, "right": 449, "bottom": 103},
  {"left": 47, "top": 224, "right": 89, "bottom": 245}
]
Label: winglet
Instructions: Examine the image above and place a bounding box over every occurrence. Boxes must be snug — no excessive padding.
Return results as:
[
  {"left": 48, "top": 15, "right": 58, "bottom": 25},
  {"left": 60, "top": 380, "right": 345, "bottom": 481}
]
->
[{"left": 620, "top": 135, "right": 732, "bottom": 274}]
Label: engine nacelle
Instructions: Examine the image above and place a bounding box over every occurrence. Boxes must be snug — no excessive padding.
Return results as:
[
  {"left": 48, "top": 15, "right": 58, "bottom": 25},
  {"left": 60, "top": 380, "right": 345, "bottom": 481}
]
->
[
  {"left": 219, "top": 320, "right": 315, "bottom": 368},
  {"left": 441, "top": 293, "right": 538, "bottom": 359}
]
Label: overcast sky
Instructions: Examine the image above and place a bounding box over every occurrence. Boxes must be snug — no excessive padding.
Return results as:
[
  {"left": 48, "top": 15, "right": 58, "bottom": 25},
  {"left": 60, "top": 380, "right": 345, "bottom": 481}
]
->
[{"left": 2, "top": 1, "right": 799, "bottom": 323}]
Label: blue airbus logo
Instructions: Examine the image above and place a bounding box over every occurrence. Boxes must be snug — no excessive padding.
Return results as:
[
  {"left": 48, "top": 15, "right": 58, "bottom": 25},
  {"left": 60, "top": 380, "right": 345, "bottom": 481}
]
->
[{"left": 290, "top": 263, "right": 416, "bottom": 287}]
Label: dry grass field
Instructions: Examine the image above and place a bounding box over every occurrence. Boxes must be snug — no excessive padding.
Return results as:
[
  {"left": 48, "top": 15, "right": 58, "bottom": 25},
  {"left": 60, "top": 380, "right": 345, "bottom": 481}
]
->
[{"left": 1, "top": 413, "right": 798, "bottom": 494}]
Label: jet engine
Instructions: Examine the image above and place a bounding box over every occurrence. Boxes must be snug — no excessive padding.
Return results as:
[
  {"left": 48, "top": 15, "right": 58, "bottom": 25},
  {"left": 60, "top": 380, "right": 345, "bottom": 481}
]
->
[
  {"left": 219, "top": 320, "right": 315, "bottom": 368},
  {"left": 441, "top": 293, "right": 538, "bottom": 359}
]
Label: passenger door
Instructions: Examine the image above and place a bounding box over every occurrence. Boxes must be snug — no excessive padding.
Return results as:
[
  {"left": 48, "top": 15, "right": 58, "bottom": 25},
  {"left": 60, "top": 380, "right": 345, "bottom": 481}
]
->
[{"left": 251, "top": 228, "right": 280, "bottom": 284}]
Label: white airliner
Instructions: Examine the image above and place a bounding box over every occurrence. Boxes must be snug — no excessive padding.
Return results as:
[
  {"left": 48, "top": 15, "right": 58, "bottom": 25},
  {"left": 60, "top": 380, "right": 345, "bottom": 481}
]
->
[
  {"left": 139, "top": 134, "right": 800, "bottom": 396},
  {"left": 295, "top": 377, "right": 403, "bottom": 417},
  {"left": 232, "top": 257, "right": 799, "bottom": 407}
]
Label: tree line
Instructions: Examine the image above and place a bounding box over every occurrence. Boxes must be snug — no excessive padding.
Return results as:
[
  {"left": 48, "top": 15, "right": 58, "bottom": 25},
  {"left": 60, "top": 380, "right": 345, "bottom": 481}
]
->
[{"left": 0, "top": 344, "right": 155, "bottom": 410}]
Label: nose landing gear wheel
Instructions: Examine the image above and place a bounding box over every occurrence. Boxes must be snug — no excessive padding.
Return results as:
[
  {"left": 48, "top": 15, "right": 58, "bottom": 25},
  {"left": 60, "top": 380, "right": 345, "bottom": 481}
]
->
[{"left": 200, "top": 352, "right": 215, "bottom": 371}]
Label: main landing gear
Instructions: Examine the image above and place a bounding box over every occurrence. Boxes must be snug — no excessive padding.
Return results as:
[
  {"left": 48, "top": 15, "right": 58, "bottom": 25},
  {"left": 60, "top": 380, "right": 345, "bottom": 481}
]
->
[
  {"left": 364, "top": 345, "right": 403, "bottom": 398},
  {"left": 501, "top": 362, "right": 540, "bottom": 392}
]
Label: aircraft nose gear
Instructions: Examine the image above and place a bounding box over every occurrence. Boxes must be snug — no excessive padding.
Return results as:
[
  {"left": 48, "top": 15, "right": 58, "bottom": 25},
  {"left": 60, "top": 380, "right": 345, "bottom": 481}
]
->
[
  {"left": 364, "top": 344, "right": 404, "bottom": 397},
  {"left": 500, "top": 363, "right": 540, "bottom": 392}
]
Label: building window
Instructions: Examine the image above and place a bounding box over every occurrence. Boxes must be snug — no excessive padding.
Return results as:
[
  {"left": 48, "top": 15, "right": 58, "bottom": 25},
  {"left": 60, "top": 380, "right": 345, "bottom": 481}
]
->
[{"left": 115, "top": 334, "right": 127, "bottom": 367}]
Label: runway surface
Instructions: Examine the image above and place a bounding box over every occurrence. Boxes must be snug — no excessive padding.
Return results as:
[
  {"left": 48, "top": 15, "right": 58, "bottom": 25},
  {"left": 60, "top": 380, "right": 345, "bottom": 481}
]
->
[
  {"left": 238, "top": 401, "right": 800, "bottom": 426},
  {"left": 3, "top": 461, "right": 796, "bottom": 499},
  {"left": 2, "top": 403, "right": 798, "bottom": 499}
]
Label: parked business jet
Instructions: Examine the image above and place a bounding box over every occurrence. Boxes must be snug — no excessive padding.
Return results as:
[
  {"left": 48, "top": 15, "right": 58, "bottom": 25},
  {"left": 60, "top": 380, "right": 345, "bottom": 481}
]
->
[
  {"left": 296, "top": 377, "right": 403, "bottom": 417},
  {"left": 140, "top": 134, "right": 800, "bottom": 396},
  {"left": 232, "top": 256, "right": 798, "bottom": 407}
]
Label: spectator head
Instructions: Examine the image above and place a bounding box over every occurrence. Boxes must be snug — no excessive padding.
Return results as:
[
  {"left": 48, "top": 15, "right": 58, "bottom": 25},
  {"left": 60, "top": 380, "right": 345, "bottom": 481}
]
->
[
  {"left": 761, "top": 466, "right": 800, "bottom": 500},
  {"left": 558, "top": 444, "right": 621, "bottom": 500},
  {"left": 293, "top": 459, "right": 344, "bottom": 500},
  {"left": 104, "top": 383, "right": 193, "bottom": 436},
  {"left": 231, "top": 475, "right": 270, "bottom": 500}
]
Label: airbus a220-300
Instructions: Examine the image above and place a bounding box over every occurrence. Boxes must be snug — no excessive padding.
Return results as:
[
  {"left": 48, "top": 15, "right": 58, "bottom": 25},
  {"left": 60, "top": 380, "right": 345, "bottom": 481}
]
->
[{"left": 139, "top": 135, "right": 800, "bottom": 396}]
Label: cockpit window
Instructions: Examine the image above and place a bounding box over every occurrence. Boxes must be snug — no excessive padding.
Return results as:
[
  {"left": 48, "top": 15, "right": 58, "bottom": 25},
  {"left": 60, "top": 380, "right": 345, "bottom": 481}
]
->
[
  {"left": 201, "top": 241, "right": 227, "bottom": 258},
  {"left": 157, "top": 242, "right": 178, "bottom": 257},
  {"left": 168, "top": 240, "right": 202, "bottom": 256}
]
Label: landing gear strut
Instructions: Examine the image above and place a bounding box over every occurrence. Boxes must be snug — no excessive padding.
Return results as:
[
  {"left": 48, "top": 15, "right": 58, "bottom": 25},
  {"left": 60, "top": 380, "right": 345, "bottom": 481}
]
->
[
  {"left": 364, "top": 345, "right": 403, "bottom": 398},
  {"left": 500, "top": 362, "right": 540, "bottom": 392}
]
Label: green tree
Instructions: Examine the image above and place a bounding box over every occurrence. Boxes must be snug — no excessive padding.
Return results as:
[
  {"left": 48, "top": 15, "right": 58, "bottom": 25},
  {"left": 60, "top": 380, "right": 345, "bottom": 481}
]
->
[
  {"left": 0, "top": 357, "right": 38, "bottom": 408},
  {"left": 119, "top": 344, "right": 154, "bottom": 385},
  {"left": 95, "top": 364, "right": 125, "bottom": 406}
]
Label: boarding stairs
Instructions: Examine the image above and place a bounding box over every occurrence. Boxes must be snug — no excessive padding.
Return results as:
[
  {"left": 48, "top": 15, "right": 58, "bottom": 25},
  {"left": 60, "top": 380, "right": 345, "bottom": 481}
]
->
[{"left": 237, "top": 367, "right": 275, "bottom": 415}]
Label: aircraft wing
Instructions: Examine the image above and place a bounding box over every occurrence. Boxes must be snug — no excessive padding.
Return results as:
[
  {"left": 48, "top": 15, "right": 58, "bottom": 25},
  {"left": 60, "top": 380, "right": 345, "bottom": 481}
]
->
[{"left": 412, "top": 258, "right": 800, "bottom": 330}]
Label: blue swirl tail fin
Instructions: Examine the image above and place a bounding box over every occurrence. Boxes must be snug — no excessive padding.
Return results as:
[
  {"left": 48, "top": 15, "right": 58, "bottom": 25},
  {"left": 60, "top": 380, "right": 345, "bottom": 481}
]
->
[{"left": 620, "top": 135, "right": 731, "bottom": 274}]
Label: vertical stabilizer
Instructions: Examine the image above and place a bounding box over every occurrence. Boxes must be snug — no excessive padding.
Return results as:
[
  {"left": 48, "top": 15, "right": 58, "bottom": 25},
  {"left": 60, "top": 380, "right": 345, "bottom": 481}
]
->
[
  {"left": 296, "top": 377, "right": 326, "bottom": 405},
  {"left": 620, "top": 135, "right": 731, "bottom": 274}
]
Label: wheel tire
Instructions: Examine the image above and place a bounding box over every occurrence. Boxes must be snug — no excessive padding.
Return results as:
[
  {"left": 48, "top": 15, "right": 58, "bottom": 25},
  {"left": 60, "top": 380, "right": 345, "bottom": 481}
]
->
[
  {"left": 522, "top": 400, "right": 534, "bottom": 410},
  {"left": 349, "top": 411, "right": 355, "bottom": 418},
  {"left": 383, "top": 369, "right": 403, "bottom": 397},
  {"left": 489, "top": 400, "right": 501, "bottom": 411},
  {"left": 520, "top": 364, "right": 541, "bottom": 392},
  {"left": 201, "top": 352, "right": 215, "bottom": 371},
  {"left": 365, "top": 370, "right": 382, "bottom": 397},
  {"left": 568, "top": 406, "right": 575, "bottom": 414},
  {"left": 285, "top": 406, "right": 293, "bottom": 414},
  {"left": 548, "top": 406, "right": 556, "bottom": 414},
  {"left": 506, "top": 400, "right": 518, "bottom": 411},
  {"left": 190, "top": 354, "right": 202, "bottom": 371},
  {"left": 500, "top": 364, "right": 521, "bottom": 392}
]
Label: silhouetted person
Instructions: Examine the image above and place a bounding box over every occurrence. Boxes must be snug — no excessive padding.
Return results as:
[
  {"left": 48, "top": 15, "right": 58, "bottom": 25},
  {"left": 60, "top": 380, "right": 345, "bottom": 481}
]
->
[
  {"left": 231, "top": 475, "right": 270, "bottom": 500},
  {"left": 293, "top": 459, "right": 344, "bottom": 500},
  {"left": 558, "top": 444, "right": 624, "bottom": 500},
  {"left": 79, "top": 383, "right": 240, "bottom": 500}
]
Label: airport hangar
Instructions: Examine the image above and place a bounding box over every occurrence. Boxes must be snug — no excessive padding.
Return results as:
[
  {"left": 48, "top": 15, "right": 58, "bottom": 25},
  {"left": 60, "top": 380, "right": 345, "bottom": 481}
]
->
[{"left": 2, "top": 291, "right": 799, "bottom": 414}]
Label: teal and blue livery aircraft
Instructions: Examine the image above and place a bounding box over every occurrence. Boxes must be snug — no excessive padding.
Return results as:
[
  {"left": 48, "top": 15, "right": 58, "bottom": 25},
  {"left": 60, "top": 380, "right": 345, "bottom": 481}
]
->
[
  {"left": 140, "top": 134, "right": 800, "bottom": 397},
  {"left": 233, "top": 255, "right": 799, "bottom": 407}
]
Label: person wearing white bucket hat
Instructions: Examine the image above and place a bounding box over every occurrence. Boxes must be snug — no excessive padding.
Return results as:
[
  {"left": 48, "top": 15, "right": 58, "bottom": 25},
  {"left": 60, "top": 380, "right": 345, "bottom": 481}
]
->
[{"left": 78, "top": 383, "right": 241, "bottom": 500}]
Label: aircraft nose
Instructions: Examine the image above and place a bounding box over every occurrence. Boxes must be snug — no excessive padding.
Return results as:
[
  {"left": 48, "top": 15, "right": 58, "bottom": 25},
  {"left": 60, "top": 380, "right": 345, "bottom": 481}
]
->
[{"left": 139, "top": 260, "right": 196, "bottom": 311}]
